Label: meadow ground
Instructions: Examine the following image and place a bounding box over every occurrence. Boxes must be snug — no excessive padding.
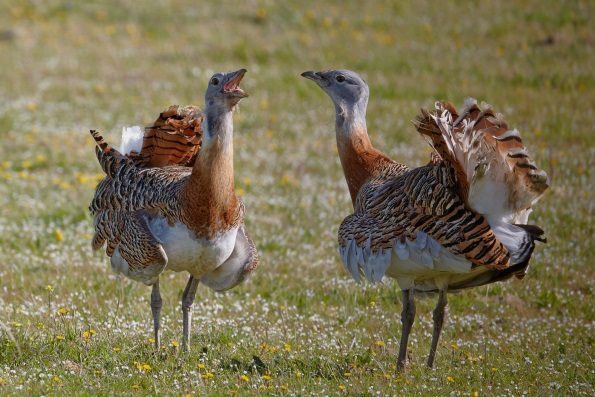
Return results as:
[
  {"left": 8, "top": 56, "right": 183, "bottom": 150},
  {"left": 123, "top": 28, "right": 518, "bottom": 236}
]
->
[{"left": 0, "top": 0, "right": 593, "bottom": 395}]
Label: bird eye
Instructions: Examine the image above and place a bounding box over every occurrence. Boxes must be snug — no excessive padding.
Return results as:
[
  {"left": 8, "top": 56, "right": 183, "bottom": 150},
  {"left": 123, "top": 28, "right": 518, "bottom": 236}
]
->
[
  {"left": 210, "top": 77, "right": 220, "bottom": 86},
  {"left": 336, "top": 75, "right": 345, "bottom": 83}
]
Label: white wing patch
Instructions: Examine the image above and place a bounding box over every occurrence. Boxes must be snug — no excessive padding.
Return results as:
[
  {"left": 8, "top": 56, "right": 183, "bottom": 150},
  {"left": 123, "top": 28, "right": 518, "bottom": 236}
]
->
[
  {"left": 119, "top": 126, "right": 144, "bottom": 155},
  {"left": 339, "top": 231, "right": 472, "bottom": 285}
]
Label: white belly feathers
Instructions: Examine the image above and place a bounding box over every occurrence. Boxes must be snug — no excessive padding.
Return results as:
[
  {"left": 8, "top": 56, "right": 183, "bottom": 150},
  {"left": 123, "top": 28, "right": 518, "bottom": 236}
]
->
[
  {"left": 339, "top": 231, "right": 473, "bottom": 291},
  {"left": 149, "top": 217, "right": 238, "bottom": 276}
]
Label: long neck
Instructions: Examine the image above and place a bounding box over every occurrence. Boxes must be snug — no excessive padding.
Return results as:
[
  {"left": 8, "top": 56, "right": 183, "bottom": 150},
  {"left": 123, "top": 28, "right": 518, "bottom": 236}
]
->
[
  {"left": 334, "top": 100, "right": 384, "bottom": 205},
  {"left": 183, "top": 106, "right": 238, "bottom": 234}
]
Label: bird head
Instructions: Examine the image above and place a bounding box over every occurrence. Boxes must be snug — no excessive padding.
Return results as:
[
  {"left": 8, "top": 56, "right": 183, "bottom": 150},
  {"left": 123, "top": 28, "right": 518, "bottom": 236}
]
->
[
  {"left": 205, "top": 69, "right": 249, "bottom": 111},
  {"left": 301, "top": 69, "right": 369, "bottom": 109}
]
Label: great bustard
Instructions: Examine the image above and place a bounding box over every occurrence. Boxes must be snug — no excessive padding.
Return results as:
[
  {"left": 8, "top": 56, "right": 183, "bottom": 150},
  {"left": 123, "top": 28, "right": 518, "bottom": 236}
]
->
[
  {"left": 302, "top": 69, "right": 548, "bottom": 369},
  {"left": 89, "top": 69, "right": 258, "bottom": 351}
]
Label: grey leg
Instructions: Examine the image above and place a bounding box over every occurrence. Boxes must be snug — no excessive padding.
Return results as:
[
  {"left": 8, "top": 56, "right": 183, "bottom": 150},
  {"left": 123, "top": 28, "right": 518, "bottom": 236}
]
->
[
  {"left": 150, "top": 281, "right": 162, "bottom": 350},
  {"left": 427, "top": 289, "right": 447, "bottom": 368},
  {"left": 397, "top": 289, "right": 416, "bottom": 371},
  {"left": 181, "top": 276, "right": 199, "bottom": 352}
]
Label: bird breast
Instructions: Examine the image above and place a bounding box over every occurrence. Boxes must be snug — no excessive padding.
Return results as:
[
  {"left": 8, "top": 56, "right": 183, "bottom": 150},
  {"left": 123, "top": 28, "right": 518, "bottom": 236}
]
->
[{"left": 149, "top": 216, "right": 238, "bottom": 276}]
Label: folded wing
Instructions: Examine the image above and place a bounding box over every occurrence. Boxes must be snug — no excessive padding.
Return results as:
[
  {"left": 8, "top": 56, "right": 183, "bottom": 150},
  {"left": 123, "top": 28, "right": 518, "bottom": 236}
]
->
[{"left": 89, "top": 130, "right": 190, "bottom": 282}]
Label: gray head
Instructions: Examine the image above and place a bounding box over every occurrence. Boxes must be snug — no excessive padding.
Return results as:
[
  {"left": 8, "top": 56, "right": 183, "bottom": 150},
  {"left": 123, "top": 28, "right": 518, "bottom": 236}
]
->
[
  {"left": 301, "top": 69, "right": 369, "bottom": 111},
  {"left": 205, "top": 69, "right": 249, "bottom": 111}
]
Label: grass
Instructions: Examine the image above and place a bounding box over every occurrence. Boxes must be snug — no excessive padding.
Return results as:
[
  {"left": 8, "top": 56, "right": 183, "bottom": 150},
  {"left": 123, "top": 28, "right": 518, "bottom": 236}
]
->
[{"left": 0, "top": 0, "right": 593, "bottom": 395}]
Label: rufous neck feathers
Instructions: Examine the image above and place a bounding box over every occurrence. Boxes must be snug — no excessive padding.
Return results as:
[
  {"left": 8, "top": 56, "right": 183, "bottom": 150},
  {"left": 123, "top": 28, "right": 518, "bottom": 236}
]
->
[
  {"left": 183, "top": 107, "right": 239, "bottom": 235},
  {"left": 334, "top": 101, "right": 389, "bottom": 206}
]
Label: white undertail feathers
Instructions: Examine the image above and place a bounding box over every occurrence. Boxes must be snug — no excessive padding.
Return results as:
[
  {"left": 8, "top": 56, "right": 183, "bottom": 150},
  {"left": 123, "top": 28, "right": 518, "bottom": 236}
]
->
[{"left": 119, "top": 126, "right": 144, "bottom": 155}]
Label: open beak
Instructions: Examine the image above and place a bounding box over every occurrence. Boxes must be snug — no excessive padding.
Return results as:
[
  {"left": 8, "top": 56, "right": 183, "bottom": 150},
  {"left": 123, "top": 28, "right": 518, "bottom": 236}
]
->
[
  {"left": 301, "top": 70, "right": 329, "bottom": 87},
  {"left": 223, "top": 69, "right": 248, "bottom": 98}
]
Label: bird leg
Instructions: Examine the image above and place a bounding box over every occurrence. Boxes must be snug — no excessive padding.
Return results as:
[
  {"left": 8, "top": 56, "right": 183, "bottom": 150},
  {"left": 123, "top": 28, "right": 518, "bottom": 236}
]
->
[
  {"left": 397, "top": 289, "right": 416, "bottom": 371},
  {"left": 150, "top": 280, "right": 163, "bottom": 350},
  {"left": 427, "top": 289, "right": 447, "bottom": 368},
  {"left": 181, "top": 275, "right": 199, "bottom": 352}
]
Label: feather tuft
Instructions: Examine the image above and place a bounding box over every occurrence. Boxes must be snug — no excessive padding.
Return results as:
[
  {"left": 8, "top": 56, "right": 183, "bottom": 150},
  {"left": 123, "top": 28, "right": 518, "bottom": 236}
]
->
[{"left": 119, "top": 126, "right": 144, "bottom": 155}]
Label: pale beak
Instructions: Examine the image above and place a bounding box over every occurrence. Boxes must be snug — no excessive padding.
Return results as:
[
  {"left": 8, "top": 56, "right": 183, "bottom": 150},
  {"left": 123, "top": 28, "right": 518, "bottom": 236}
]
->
[
  {"left": 301, "top": 71, "right": 330, "bottom": 87},
  {"left": 301, "top": 71, "right": 322, "bottom": 81},
  {"left": 223, "top": 69, "right": 248, "bottom": 98}
]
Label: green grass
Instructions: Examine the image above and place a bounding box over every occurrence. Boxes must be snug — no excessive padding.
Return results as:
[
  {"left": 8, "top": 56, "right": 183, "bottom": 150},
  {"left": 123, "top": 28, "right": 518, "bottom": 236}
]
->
[{"left": 0, "top": 0, "right": 593, "bottom": 395}]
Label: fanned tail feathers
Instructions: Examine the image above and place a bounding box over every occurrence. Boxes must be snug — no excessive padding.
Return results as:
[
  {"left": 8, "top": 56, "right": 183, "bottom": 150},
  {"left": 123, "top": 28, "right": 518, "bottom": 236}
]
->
[
  {"left": 414, "top": 99, "right": 549, "bottom": 280},
  {"left": 130, "top": 105, "right": 203, "bottom": 168},
  {"left": 414, "top": 98, "right": 549, "bottom": 224}
]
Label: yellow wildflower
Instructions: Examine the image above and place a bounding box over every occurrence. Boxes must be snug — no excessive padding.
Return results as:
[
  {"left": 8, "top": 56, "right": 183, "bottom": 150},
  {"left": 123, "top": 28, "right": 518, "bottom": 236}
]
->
[
  {"left": 45, "top": 285, "right": 54, "bottom": 292},
  {"left": 279, "top": 174, "right": 294, "bottom": 187},
  {"left": 136, "top": 363, "right": 151, "bottom": 373},
  {"left": 283, "top": 343, "right": 292, "bottom": 352},
  {"left": 56, "top": 334, "right": 65, "bottom": 341},
  {"left": 54, "top": 229, "right": 64, "bottom": 242},
  {"left": 262, "top": 374, "right": 272, "bottom": 381},
  {"left": 0, "top": 377, "right": 6, "bottom": 385},
  {"left": 105, "top": 25, "right": 117, "bottom": 35},
  {"left": 239, "top": 374, "right": 250, "bottom": 382},
  {"left": 344, "top": 372, "right": 351, "bottom": 377},
  {"left": 375, "top": 340, "right": 385, "bottom": 347},
  {"left": 256, "top": 7, "right": 267, "bottom": 20},
  {"left": 171, "top": 340, "right": 179, "bottom": 348},
  {"left": 197, "top": 363, "right": 206, "bottom": 370},
  {"left": 201, "top": 372, "right": 214, "bottom": 380},
  {"left": 57, "top": 181, "right": 72, "bottom": 190},
  {"left": 94, "top": 84, "right": 106, "bottom": 94},
  {"left": 52, "top": 376, "right": 61, "bottom": 383},
  {"left": 338, "top": 384, "right": 346, "bottom": 391},
  {"left": 57, "top": 307, "right": 69, "bottom": 316},
  {"left": 447, "top": 376, "right": 454, "bottom": 382}
]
